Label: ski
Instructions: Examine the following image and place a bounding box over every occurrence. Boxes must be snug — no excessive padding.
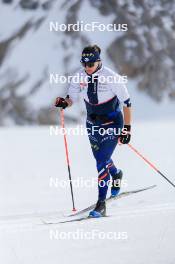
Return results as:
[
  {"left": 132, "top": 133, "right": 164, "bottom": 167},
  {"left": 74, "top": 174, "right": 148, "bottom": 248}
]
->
[
  {"left": 68, "top": 184, "right": 156, "bottom": 217},
  {"left": 41, "top": 185, "right": 156, "bottom": 225},
  {"left": 42, "top": 215, "right": 110, "bottom": 225}
]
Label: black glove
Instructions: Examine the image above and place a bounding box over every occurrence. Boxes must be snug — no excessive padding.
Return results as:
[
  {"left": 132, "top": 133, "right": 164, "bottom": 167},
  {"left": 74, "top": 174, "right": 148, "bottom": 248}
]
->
[
  {"left": 119, "top": 125, "right": 131, "bottom": 144},
  {"left": 55, "top": 97, "right": 68, "bottom": 109}
]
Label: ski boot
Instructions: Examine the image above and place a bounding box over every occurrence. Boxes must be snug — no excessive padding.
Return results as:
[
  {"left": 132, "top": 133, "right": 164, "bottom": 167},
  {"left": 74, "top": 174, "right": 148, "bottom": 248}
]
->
[{"left": 89, "top": 200, "right": 106, "bottom": 218}]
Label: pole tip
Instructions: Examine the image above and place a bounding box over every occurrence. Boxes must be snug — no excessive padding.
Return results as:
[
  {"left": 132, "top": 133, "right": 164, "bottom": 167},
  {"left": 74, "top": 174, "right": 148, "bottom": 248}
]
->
[{"left": 72, "top": 208, "right": 77, "bottom": 212}]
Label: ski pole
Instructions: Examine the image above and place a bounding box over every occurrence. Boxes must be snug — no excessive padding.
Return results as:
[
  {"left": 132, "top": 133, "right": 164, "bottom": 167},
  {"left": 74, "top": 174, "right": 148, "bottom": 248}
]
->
[
  {"left": 127, "top": 143, "right": 175, "bottom": 188},
  {"left": 60, "top": 109, "right": 76, "bottom": 211}
]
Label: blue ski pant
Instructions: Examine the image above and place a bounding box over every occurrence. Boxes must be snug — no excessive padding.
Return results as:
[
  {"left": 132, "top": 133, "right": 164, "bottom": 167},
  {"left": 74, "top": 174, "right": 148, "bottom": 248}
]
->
[{"left": 86, "top": 111, "right": 124, "bottom": 201}]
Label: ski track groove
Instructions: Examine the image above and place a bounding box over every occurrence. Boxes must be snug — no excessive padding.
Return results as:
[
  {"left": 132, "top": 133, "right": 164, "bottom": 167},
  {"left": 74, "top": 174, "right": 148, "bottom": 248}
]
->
[{"left": 1, "top": 203, "right": 175, "bottom": 230}]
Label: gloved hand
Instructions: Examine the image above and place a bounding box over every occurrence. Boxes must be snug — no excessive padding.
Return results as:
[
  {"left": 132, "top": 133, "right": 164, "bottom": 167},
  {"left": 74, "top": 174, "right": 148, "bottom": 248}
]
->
[
  {"left": 55, "top": 97, "right": 68, "bottom": 109},
  {"left": 119, "top": 125, "right": 131, "bottom": 144}
]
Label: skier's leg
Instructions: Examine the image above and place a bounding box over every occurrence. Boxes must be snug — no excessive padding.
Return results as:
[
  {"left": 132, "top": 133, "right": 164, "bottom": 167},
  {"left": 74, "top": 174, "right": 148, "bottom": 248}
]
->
[
  {"left": 97, "top": 161, "right": 110, "bottom": 201},
  {"left": 106, "top": 159, "right": 123, "bottom": 196},
  {"left": 106, "top": 159, "right": 123, "bottom": 197},
  {"left": 106, "top": 159, "right": 119, "bottom": 176},
  {"left": 105, "top": 111, "right": 124, "bottom": 190},
  {"left": 86, "top": 121, "right": 108, "bottom": 217},
  {"left": 94, "top": 137, "right": 118, "bottom": 201},
  {"left": 86, "top": 135, "right": 110, "bottom": 201},
  {"left": 88, "top": 137, "right": 118, "bottom": 217},
  {"left": 86, "top": 120, "right": 122, "bottom": 216}
]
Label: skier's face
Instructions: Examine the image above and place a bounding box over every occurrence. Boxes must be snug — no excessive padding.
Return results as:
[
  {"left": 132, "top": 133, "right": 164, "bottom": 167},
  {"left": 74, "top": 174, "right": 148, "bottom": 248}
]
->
[{"left": 84, "top": 61, "right": 99, "bottom": 75}]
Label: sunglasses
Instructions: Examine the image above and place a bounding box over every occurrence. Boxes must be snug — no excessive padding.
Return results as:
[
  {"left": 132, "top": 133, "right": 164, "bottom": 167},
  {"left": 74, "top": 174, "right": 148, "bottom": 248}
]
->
[{"left": 81, "top": 62, "right": 96, "bottom": 68}]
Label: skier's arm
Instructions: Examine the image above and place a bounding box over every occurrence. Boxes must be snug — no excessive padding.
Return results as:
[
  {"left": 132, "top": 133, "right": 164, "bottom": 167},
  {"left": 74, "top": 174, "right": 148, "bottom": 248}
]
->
[
  {"left": 66, "top": 75, "right": 81, "bottom": 106},
  {"left": 111, "top": 79, "right": 132, "bottom": 144},
  {"left": 123, "top": 98, "right": 132, "bottom": 125},
  {"left": 55, "top": 95, "right": 72, "bottom": 108},
  {"left": 111, "top": 81, "right": 131, "bottom": 120},
  {"left": 55, "top": 74, "right": 80, "bottom": 108},
  {"left": 120, "top": 99, "right": 132, "bottom": 144},
  {"left": 65, "top": 95, "right": 73, "bottom": 107},
  {"left": 123, "top": 106, "right": 131, "bottom": 125}
]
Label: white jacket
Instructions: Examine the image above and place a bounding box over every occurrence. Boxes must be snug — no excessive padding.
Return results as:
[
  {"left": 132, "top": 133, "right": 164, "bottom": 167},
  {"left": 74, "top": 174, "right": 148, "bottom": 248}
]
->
[{"left": 68, "top": 65, "right": 131, "bottom": 112}]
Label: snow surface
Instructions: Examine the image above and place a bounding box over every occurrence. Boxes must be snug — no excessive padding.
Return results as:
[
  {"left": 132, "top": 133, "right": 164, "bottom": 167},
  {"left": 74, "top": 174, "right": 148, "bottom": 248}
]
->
[{"left": 0, "top": 119, "right": 175, "bottom": 264}]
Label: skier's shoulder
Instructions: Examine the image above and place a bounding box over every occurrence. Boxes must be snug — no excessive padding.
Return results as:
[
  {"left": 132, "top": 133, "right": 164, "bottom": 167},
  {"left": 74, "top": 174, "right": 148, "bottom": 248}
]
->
[
  {"left": 69, "top": 68, "right": 85, "bottom": 85},
  {"left": 100, "top": 66, "right": 125, "bottom": 85},
  {"left": 101, "top": 65, "right": 120, "bottom": 78},
  {"left": 70, "top": 68, "right": 84, "bottom": 78}
]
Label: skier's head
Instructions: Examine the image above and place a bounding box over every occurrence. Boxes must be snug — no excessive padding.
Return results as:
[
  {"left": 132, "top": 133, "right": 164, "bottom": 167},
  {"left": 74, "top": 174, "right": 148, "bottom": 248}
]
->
[{"left": 80, "top": 45, "right": 101, "bottom": 74}]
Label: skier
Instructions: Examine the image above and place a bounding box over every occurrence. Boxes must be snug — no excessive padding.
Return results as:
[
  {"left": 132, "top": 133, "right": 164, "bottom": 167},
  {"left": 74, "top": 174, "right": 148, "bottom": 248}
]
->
[{"left": 55, "top": 45, "right": 132, "bottom": 218}]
